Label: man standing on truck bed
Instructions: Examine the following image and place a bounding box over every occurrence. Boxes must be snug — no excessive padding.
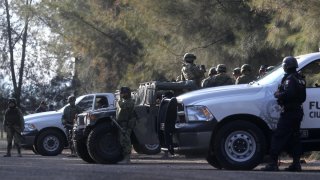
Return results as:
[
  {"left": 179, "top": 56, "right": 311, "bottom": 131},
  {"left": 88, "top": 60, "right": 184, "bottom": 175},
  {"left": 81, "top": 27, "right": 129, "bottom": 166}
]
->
[
  {"left": 116, "top": 87, "right": 136, "bottom": 164},
  {"left": 181, "top": 53, "right": 206, "bottom": 87},
  {"left": 262, "top": 56, "right": 306, "bottom": 172},
  {"left": 61, "top": 95, "right": 82, "bottom": 157}
]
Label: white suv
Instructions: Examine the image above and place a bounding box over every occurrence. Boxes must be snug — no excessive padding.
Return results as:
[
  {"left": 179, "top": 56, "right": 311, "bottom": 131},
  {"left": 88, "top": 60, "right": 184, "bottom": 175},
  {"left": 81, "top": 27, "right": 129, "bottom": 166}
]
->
[
  {"left": 157, "top": 52, "right": 320, "bottom": 170},
  {"left": 22, "top": 93, "right": 115, "bottom": 156}
]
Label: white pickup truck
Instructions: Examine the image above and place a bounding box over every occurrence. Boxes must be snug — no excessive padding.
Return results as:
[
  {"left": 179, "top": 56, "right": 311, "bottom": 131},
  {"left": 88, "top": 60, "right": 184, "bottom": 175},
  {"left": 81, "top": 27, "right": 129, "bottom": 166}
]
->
[
  {"left": 157, "top": 52, "right": 320, "bottom": 170},
  {"left": 22, "top": 93, "right": 115, "bottom": 156}
]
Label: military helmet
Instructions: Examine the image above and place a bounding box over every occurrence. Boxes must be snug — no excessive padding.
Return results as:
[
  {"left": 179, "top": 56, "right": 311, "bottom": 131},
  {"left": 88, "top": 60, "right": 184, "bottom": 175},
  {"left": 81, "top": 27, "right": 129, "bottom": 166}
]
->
[
  {"left": 208, "top": 67, "right": 217, "bottom": 76},
  {"left": 8, "top": 98, "right": 17, "bottom": 105},
  {"left": 282, "top": 56, "right": 298, "bottom": 72},
  {"left": 259, "top": 65, "right": 268, "bottom": 71},
  {"left": 67, "top": 95, "right": 76, "bottom": 103},
  {"left": 233, "top": 67, "right": 241, "bottom": 76},
  {"left": 183, "top": 53, "right": 196, "bottom": 63},
  {"left": 241, "top": 64, "right": 252, "bottom": 73},
  {"left": 217, "top": 64, "right": 227, "bottom": 73}
]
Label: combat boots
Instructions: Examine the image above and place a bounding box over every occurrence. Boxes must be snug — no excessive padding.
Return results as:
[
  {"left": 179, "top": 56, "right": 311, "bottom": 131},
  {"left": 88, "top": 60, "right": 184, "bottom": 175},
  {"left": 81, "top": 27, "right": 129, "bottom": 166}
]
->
[
  {"left": 118, "top": 155, "right": 131, "bottom": 164},
  {"left": 261, "top": 163, "right": 279, "bottom": 171},
  {"left": 17, "top": 146, "right": 22, "bottom": 157},
  {"left": 3, "top": 145, "right": 12, "bottom": 157}
]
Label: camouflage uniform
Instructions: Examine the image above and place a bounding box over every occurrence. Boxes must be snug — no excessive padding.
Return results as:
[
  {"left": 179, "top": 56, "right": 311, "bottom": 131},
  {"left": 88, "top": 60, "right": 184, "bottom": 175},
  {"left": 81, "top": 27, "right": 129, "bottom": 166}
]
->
[
  {"left": 180, "top": 53, "right": 205, "bottom": 87},
  {"left": 210, "top": 73, "right": 233, "bottom": 87},
  {"left": 206, "top": 64, "right": 233, "bottom": 87},
  {"left": 61, "top": 96, "right": 82, "bottom": 156},
  {"left": 236, "top": 74, "right": 256, "bottom": 84},
  {"left": 116, "top": 87, "right": 136, "bottom": 163},
  {"left": 236, "top": 64, "right": 256, "bottom": 84},
  {"left": 181, "top": 63, "right": 205, "bottom": 86},
  {"left": 3, "top": 98, "right": 24, "bottom": 157},
  {"left": 201, "top": 67, "right": 217, "bottom": 88}
]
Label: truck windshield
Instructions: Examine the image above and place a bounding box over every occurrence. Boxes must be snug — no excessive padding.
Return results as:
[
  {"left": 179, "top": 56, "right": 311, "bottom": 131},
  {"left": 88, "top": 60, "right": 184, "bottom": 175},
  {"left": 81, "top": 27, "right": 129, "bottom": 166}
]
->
[{"left": 256, "top": 64, "right": 283, "bottom": 85}]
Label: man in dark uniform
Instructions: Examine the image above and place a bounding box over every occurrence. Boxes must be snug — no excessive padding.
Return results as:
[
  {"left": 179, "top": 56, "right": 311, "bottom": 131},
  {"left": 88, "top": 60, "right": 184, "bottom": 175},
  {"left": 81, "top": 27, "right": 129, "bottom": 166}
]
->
[
  {"left": 3, "top": 98, "right": 24, "bottom": 157},
  {"left": 116, "top": 87, "right": 136, "bottom": 164},
  {"left": 262, "top": 56, "right": 306, "bottom": 171},
  {"left": 61, "top": 95, "right": 82, "bottom": 157}
]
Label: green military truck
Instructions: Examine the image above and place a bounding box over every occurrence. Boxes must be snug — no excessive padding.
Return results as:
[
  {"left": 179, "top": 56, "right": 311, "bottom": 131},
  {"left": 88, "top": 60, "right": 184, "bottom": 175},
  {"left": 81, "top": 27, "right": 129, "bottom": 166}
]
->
[{"left": 73, "top": 81, "right": 198, "bottom": 163}]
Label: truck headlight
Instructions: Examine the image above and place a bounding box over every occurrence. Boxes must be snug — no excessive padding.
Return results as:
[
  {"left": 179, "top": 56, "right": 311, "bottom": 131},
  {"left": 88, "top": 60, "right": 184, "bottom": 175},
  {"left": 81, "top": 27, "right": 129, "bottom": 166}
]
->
[
  {"left": 185, "top": 105, "right": 214, "bottom": 121},
  {"left": 24, "top": 123, "right": 37, "bottom": 132}
]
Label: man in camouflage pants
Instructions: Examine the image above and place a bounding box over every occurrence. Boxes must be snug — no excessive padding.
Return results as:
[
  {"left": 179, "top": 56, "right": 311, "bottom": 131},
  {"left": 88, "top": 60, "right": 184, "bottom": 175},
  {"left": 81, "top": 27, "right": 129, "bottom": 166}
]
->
[
  {"left": 3, "top": 98, "right": 24, "bottom": 157},
  {"left": 61, "top": 95, "right": 82, "bottom": 157},
  {"left": 236, "top": 64, "right": 256, "bottom": 84},
  {"left": 116, "top": 87, "right": 136, "bottom": 164},
  {"left": 181, "top": 53, "right": 206, "bottom": 87}
]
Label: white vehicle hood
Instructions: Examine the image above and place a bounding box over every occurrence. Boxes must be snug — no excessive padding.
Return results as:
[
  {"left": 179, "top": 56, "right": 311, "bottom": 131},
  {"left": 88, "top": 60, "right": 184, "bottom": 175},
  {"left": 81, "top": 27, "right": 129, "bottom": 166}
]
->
[
  {"left": 24, "top": 111, "right": 62, "bottom": 122},
  {"left": 177, "top": 84, "right": 263, "bottom": 105}
]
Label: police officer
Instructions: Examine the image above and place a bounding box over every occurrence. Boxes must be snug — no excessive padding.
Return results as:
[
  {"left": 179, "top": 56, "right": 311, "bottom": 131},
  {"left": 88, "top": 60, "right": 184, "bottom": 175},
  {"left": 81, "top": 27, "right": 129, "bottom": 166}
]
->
[
  {"left": 117, "top": 87, "right": 136, "bottom": 164},
  {"left": 207, "top": 64, "right": 233, "bottom": 87},
  {"left": 3, "top": 98, "right": 24, "bottom": 157},
  {"left": 201, "top": 67, "right": 217, "bottom": 88},
  {"left": 181, "top": 53, "right": 205, "bottom": 87},
  {"left": 235, "top": 64, "right": 256, "bottom": 84},
  {"left": 262, "top": 56, "right": 306, "bottom": 171},
  {"left": 61, "top": 95, "right": 82, "bottom": 157}
]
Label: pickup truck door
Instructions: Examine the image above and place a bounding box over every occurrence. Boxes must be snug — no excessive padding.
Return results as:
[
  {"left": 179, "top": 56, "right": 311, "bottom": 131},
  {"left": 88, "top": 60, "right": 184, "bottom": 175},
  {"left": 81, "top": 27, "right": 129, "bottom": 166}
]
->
[{"left": 300, "top": 59, "right": 320, "bottom": 140}]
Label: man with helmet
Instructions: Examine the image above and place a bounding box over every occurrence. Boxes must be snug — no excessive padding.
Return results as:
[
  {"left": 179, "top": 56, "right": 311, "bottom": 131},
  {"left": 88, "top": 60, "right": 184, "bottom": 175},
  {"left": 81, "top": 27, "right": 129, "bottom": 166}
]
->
[
  {"left": 257, "top": 65, "right": 268, "bottom": 79},
  {"left": 3, "top": 98, "right": 24, "bottom": 157},
  {"left": 181, "top": 53, "right": 205, "bottom": 87},
  {"left": 116, "top": 87, "right": 136, "bottom": 164},
  {"left": 262, "top": 56, "right": 306, "bottom": 172},
  {"left": 201, "top": 67, "right": 217, "bottom": 88},
  {"left": 232, "top": 67, "right": 241, "bottom": 83},
  {"left": 61, "top": 95, "right": 83, "bottom": 157},
  {"left": 235, "top": 64, "right": 256, "bottom": 84},
  {"left": 206, "top": 64, "right": 233, "bottom": 87}
]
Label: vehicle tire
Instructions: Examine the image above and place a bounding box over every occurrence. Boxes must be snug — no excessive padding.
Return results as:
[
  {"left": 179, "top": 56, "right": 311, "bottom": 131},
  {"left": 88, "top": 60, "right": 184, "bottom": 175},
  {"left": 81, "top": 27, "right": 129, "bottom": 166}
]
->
[
  {"left": 214, "top": 121, "right": 266, "bottom": 170},
  {"left": 74, "top": 139, "right": 95, "bottom": 163},
  {"left": 133, "top": 144, "right": 161, "bottom": 155},
  {"left": 36, "top": 129, "right": 65, "bottom": 156},
  {"left": 206, "top": 152, "right": 222, "bottom": 169},
  {"left": 87, "top": 123, "right": 122, "bottom": 164}
]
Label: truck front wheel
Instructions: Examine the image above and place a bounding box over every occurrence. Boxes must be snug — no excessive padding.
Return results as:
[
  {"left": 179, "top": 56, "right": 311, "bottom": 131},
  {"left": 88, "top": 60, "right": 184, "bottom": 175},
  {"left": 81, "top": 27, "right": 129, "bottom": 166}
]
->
[
  {"left": 87, "top": 123, "right": 122, "bottom": 164},
  {"left": 74, "top": 139, "right": 95, "bottom": 163},
  {"left": 214, "top": 121, "right": 266, "bottom": 170}
]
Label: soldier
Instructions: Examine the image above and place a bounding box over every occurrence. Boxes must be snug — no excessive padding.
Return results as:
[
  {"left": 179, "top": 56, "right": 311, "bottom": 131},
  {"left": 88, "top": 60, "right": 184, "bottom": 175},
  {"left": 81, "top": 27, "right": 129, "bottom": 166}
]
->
[
  {"left": 117, "top": 87, "right": 136, "bottom": 164},
  {"left": 3, "top": 98, "right": 24, "bottom": 157},
  {"left": 232, "top": 67, "right": 241, "bottom": 83},
  {"left": 207, "top": 64, "right": 233, "bottom": 87},
  {"left": 262, "top": 56, "right": 306, "bottom": 172},
  {"left": 181, "top": 53, "right": 206, "bottom": 87},
  {"left": 257, "top": 65, "right": 268, "bottom": 79},
  {"left": 267, "top": 66, "right": 275, "bottom": 72},
  {"left": 201, "top": 67, "right": 217, "bottom": 88},
  {"left": 235, "top": 64, "right": 256, "bottom": 84},
  {"left": 61, "top": 95, "right": 82, "bottom": 157},
  {"left": 35, "top": 100, "right": 47, "bottom": 113}
]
